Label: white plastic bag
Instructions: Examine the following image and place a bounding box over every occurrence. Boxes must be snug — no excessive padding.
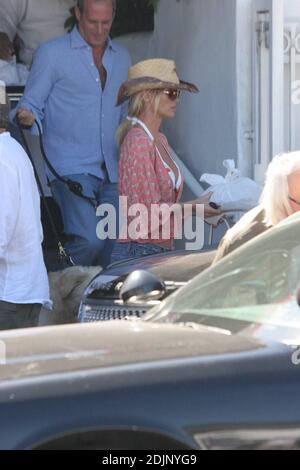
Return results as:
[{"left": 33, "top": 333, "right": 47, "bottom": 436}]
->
[
  {"left": 200, "top": 159, "right": 262, "bottom": 211},
  {"left": 0, "top": 56, "right": 29, "bottom": 86}
]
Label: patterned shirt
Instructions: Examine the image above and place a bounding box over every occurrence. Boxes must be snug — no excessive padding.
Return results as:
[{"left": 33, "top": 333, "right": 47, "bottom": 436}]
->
[{"left": 118, "top": 126, "right": 183, "bottom": 248}]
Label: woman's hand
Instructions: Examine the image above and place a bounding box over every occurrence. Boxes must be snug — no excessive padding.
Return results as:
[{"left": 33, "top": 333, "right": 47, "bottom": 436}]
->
[
  {"left": 203, "top": 203, "right": 222, "bottom": 218},
  {"left": 192, "top": 192, "right": 222, "bottom": 217},
  {"left": 195, "top": 191, "right": 214, "bottom": 205}
]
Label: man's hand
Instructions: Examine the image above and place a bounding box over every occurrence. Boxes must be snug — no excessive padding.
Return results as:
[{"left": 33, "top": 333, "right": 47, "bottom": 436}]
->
[
  {"left": 16, "top": 108, "right": 36, "bottom": 128},
  {"left": 0, "top": 32, "right": 14, "bottom": 62}
]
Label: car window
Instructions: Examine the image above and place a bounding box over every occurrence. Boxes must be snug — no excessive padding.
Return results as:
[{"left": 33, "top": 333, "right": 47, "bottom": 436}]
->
[
  {"left": 199, "top": 249, "right": 294, "bottom": 309},
  {"left": 145, "top": 220, "right": 300, "bottom": 344}
]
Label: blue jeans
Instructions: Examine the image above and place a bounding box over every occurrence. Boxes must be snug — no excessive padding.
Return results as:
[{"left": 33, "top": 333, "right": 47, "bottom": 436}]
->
[
  {"left": 50, "top": 174, "right": 118, "bottom": 267},
  {"left": 110, "top": 241, "right": 170, "bottom": 264}
]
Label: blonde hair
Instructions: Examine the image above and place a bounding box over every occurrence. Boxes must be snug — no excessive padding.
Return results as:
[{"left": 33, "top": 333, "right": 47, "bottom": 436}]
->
[
  {"left": 261, "top": 151, "right": 300, "bottom": 226},
  {"left": 117, "top": 90, "right": 162, "bottom": 145}
]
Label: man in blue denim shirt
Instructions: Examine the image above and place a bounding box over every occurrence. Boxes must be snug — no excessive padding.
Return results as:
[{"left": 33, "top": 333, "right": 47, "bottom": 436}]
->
[{"left": 14, "top": 0, "right": 131, "bottom": 267}]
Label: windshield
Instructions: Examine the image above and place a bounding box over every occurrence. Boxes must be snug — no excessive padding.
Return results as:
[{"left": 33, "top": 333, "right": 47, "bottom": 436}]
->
[{"left": 145, "top": 218, "right": 300, "bottom": 346}]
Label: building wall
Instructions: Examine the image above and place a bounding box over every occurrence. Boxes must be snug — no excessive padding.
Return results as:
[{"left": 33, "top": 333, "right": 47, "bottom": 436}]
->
[
  {"left": 118, "top": 0, "right": 253, "bottom": 180},
  {"left": 150, "top": 0, "right": 239, "bottom": 180},
  {"left": 116, "top": 0, "right": 254, "bottom": 247},
  {"left": 115, "top": 32, "right": 154, "bottom": 64},
  {"left": 236, "top": 0, "right": 253, "bottom": 178}
]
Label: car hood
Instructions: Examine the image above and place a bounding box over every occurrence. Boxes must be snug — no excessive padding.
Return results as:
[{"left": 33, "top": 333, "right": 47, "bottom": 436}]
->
[
  {"left": 0, "top": 320, "right": 263, "bottom": 383},
  {"left": 101, "top": 250, "right": 216, "bottom": 283}
]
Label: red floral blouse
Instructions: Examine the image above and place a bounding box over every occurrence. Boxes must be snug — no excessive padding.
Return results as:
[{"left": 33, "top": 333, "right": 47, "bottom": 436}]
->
[{"left": 118, "top": 126, "right": 184, "bottom": 249}]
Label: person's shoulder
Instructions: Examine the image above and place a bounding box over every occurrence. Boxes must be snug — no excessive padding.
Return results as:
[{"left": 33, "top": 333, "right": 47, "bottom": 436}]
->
[
  {"left": 213, "top": 205, "right": 266, "bottom": 264},
  {"left": 35, "top": 33, "right": 70, "bottom": 56},
  {"left": 222, "top": 205, "right": 266, "bottom": 247},
  {"left": 1, "top": 133, "right": 26, "bottom": 154},
  {"left": 123, "top": 126, "right": 152, "bottom": 147},
  {"left": 0, "top": 134, "right": 30, "bottom": 168},
  {"left": 235, "top": 205, "right": 266, "bottom": 229},
  {"left": 158, "top": 132, "right": 169, "bottom": 145},
  {"left": 110, "top": 39, "right": 131, "bottom": 60}
]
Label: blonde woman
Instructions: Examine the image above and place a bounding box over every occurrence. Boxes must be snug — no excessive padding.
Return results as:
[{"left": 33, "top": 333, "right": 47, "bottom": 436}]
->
[{"left": 111, "top": 58, "right": 221, "bottom": 263}]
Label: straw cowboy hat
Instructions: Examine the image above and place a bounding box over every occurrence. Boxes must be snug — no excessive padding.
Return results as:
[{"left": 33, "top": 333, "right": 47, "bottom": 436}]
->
[{"left": 116, "top": 58, "right": 199, "bottom": 106}]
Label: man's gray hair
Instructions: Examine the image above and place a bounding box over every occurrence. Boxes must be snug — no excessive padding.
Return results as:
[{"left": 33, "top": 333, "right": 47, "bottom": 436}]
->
[
  {"left": 0, "top": 97, "right": 10, "bottom": 130},
  {"left": 260, "top": 151, "right": 300, "bottom": 226},
  {"left": 77, "top": 0, "right": 117, "bottom": 14}
]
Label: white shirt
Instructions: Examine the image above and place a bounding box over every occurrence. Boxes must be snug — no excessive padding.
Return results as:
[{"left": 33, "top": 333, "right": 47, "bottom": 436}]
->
[
  {"left": 0, "top": 0, "right": 76, "bottom": 66},
  {"left": 0, "top": 132, "right": 51, "bottom": 308}
]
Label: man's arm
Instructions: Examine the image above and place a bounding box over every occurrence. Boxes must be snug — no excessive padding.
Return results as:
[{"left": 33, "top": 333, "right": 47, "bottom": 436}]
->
[
  {"left": 11, "top": 43, "right": 57, "bottom": 133},
  {"left": 0, "top": 0, "right": 26, "bottom": 60}
]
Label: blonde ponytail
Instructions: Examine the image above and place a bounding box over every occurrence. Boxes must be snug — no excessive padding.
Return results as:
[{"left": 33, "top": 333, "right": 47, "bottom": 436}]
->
[
  {"left": 116, "top": 93, "right": 145, "bottom": 145},
  {"left": 116, "top": 90, "right": 162, "bottom": 146},
  {"left": 116, "top": 119, "right": 132, "bottom": 146}
]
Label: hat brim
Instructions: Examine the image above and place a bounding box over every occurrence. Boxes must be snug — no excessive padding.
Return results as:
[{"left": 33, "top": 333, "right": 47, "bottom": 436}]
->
[{"left": 116, "top": 77, "right": 199, "bottom": 106}]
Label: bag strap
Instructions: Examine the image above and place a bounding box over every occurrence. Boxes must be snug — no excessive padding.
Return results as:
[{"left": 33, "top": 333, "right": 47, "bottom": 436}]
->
[
  {"left": 16, "top": 118, "right": 74, "bottom": 268},
  {"left": 34, "top": 120, "right": 99, "bottom": 209}
]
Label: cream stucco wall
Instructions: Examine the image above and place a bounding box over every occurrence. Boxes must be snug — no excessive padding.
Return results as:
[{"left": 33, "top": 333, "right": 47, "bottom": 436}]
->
[
  {"left": 151, "top": 0, "right": 239, "bottom": 181},
  {"left": 236, "top": 0, "right": 253, "bottom": 178},
  {"left": 116, "top": 0, "right": 255, "bottom": 246},
  {"left": 118, "top": 0, "right": 241, "bottom": 182}
]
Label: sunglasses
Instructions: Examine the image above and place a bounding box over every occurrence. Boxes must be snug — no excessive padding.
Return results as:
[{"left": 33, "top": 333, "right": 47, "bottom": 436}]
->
[
  {"left": 162, "top": 89, "right": 181, "bottom": 101},
  {"left": 289, "top": 195, "right": 300, "bottom": 206}
]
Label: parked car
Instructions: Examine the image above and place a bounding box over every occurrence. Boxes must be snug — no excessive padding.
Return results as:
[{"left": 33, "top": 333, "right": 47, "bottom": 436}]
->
[
  {"left": 145, "top": 210, "right": 300, "bottom": 348},
  {"left": 78, "top": 248, "right": 216, "bottom": 322},
  {"left": 0, "top": 214, "right": 300, "bottom": 450}
]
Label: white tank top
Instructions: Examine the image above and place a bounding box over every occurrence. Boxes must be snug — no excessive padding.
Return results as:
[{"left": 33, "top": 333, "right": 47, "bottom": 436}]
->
[{"left": 127, "top": 116, "right": 182, "bottom": 191}]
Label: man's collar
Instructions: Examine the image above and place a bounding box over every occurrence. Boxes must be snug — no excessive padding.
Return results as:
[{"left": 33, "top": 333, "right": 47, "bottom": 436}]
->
[
  {"left": 70, "top": 26, "right": 87, "bottom": 48},
  {"left": 70, "top": 26, "right": 117, "bottom": 52},
  {"left": 107, "top": 36, "right": 117, "bottom": 52}
]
